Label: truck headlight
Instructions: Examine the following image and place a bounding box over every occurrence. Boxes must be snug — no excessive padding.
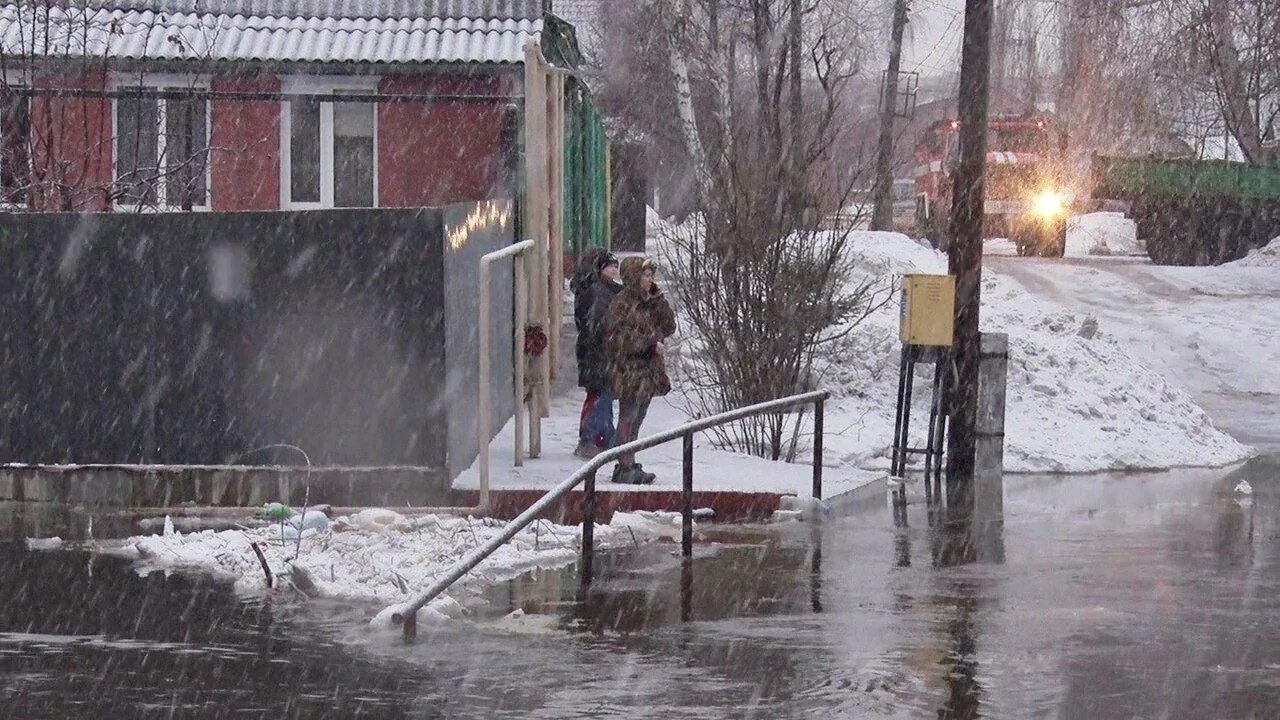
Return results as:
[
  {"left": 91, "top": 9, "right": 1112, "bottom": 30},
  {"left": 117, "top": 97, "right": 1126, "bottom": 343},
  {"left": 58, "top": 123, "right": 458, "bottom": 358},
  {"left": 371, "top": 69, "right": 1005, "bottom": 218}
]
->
[{"left": 1031, "top": 187, "right": 1066, "bottom": 219}]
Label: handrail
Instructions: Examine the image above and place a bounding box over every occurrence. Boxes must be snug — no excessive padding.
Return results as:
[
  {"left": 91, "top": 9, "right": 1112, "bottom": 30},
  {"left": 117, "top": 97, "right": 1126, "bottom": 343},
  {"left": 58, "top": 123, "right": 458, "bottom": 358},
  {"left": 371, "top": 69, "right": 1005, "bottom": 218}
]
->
[
  {"left": 389, "top": 389, "right": 829, "bottom": 636},
  {"left": 477, "top": 239, "right": 537, "bottom": 509}
]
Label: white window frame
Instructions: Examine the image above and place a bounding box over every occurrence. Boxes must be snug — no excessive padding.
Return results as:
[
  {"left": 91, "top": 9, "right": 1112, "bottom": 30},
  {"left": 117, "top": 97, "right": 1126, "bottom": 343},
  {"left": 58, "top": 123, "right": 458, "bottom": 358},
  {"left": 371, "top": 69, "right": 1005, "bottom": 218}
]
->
[
  {"left": 0, "top": 78, "right": 31, "bottom": 210},
  {"left": 110, "top": 73, "right": 213, "bottom": 212},
  {"left": 280, "top": 76, "right": 379, "bottom": 210}
]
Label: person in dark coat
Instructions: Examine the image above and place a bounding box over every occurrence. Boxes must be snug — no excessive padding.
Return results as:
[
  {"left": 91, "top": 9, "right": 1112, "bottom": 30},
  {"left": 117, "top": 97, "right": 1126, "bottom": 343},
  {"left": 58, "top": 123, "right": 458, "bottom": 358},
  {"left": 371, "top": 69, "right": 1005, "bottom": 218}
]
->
[
  {"left": 572, "top": 248, "right": 621, "bottom": 458},
  {"left": 605, "top": 257, "right": 676, "bottom": 484}
]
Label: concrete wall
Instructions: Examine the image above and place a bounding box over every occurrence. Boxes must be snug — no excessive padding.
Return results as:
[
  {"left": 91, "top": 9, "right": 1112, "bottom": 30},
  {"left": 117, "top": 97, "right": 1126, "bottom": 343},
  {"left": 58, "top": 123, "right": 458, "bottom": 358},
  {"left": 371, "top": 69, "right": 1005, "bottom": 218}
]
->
[
  {"left": 0, "top": 208, "right": 448, "bottom": 468},
  {"left": 442, "top": 198, "right": 517, "bottom": 478},
  {"left": 0, "top": 201, "right": 519, "bottom": 507}
]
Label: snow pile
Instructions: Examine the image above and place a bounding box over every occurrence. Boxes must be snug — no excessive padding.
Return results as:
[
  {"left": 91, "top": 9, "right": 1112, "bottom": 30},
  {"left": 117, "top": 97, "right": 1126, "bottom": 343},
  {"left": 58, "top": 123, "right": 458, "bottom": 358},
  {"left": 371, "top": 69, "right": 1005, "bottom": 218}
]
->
[
  {"left": 645, "top": 205, "right": 672, "bottom": 238},
  {"left": 818, "top": 231, "right": 1251, "bottom": 472},
  {"left": 118, "top": 509, "right": 683, "bottom": 615},
  {"left": 1066, "top": 212, "right": 1141, "bottom": 257},
  {"left": 1226, "top": 236, "right": 1280, "bottom": 268}
]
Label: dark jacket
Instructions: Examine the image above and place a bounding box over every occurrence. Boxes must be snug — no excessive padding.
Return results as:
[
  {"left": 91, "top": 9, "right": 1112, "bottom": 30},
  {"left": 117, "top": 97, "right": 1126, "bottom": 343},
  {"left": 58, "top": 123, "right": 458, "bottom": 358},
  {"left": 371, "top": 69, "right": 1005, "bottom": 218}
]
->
[
  {"left": 579, "top": 277, "right": 621, "bottom": 391},
  {"left": 605, "top": 258, "right": 677, "bottom": 401},
  {"left": 573, "top": 248, "right": 607, "bottom": 390}
]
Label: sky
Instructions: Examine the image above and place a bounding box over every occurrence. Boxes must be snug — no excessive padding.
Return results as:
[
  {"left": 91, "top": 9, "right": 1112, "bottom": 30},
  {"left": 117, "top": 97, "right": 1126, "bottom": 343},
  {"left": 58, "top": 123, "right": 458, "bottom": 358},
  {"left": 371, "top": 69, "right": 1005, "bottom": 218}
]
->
[{"left": 901, "top": 0, "right": 965, "bottom": 78}]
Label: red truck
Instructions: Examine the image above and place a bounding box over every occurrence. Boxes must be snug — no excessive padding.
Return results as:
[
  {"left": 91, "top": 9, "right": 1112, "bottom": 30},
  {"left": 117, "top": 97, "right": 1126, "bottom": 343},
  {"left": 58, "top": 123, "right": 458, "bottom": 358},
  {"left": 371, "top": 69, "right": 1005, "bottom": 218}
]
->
[{"left": 913, "top": 113, "right": 1070, "bottom": 257}]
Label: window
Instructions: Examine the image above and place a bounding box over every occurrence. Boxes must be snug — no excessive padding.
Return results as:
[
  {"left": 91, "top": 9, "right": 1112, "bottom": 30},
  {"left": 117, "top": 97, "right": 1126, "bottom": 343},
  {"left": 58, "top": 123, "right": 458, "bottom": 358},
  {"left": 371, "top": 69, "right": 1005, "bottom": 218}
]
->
[
  {"left": 114, "top": 86, "right": 209, "bottom": 209},
  {"left": 333, "top": 100, "right": 374, "bottom": 207},
  {"left": 282, "top": 87, "right": 376, "bottom": 208},
  {"left": 290, "top": 96, "right": 321, "bottom": 203},
  {"left": 0, "top": 84, "right": 30, "bottom": 205}
]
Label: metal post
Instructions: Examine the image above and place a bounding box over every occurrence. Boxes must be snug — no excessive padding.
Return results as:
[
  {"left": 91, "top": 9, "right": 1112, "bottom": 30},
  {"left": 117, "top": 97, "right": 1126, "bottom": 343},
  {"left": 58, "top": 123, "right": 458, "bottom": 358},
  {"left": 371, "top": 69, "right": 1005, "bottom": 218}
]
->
[
  {"left": 891, "top": 349, "right": 910, "bottom": 477},
  {"left": 946, "top": 0, "right": 995, "bottom": 520},
  {"left": 581, "top": 468, "right": 596, "bottom": 587},
  {"left": 900, "top": 352, "right": 916, "bottom": 471},
  {"left": 924, "top": 353, "right": 942, "bottom": 505},
  {"left": 932, "top": 354, "right": 949, "bottom": 500},
  {"left": 812, "top": 398, "right": 824, "bottom": 499},
  {"left": 680, "top": 555, "right": 693, "bottom": 623},
  {"left": 478, "top": 260, "right": 492, "bottom": 508},
  {"left": 513, "top": 254, "right": 527, "bottom": 467},
  {"left": 476, "top": 239, "right": 534, "bottom": 506},
  {"left": 402, "top": 605, "right": 417, "bottom": 640},
  {"left": 809, "top": 522, "right": 823, "bottom": 613},
  {"left": 682, "top": 432, "right": 694, "bottom": 559},
  {"left": 974, "top": 333, "right": 1007, "bottom": 524}
]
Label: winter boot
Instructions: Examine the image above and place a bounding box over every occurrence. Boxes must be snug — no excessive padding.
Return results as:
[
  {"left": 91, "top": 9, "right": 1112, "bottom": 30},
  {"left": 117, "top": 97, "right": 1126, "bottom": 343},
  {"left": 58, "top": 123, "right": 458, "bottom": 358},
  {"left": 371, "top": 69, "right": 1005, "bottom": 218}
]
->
[
  {"left": 612, "top": 464, "right": 648, "bottom": 485},
  {"left": 632, "top": 463, "right": 656, "bottom": 484}
]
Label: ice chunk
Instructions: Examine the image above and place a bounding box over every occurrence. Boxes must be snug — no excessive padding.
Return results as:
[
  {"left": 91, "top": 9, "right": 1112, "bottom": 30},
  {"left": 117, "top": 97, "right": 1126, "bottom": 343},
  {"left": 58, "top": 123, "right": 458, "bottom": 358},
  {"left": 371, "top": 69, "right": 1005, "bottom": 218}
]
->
[
  {"left": 25, "top": 537, "right": 64, "bottom": 551},
  {"left": 350, "top": 508, "right": 407, "bottom": 532}
]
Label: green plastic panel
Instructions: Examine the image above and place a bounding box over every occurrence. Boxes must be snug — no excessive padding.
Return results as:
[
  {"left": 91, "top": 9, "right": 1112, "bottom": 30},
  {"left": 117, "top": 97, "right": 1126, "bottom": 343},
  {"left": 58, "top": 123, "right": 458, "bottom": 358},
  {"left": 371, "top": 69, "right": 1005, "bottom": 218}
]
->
[
  {"left": 1094, "top": 155, "right": 1280, "bottom": 200},
  {"left": 562, "top": 77, "right": 611, "bottom": 256}
]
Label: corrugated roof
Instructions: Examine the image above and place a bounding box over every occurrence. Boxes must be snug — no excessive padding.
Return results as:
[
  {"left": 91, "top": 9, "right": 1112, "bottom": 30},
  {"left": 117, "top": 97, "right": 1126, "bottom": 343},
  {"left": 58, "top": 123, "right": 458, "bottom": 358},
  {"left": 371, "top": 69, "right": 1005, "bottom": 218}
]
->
[
  {"left": 84, "top": 1, "right": 545, "bottom": 21},
  {"left": 0, "top": 2, "right": 548, "bottom": 65}
]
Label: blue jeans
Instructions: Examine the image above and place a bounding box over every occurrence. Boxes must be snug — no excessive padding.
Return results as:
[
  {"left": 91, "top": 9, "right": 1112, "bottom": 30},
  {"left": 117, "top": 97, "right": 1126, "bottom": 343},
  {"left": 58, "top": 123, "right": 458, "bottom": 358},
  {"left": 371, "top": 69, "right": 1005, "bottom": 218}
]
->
[{"left": 579, "top": 389, "right": 616, "bottom": 448}]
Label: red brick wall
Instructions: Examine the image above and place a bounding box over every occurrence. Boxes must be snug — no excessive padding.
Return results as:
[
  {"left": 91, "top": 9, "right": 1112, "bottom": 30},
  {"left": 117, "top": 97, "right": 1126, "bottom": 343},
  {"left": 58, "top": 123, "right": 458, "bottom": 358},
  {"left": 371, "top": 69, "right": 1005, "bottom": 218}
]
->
[
  {"left": 28, "top": 71, "right": 112, "bottom": 211},
  {"left": 18, "top": 69, "right": 515, "bottom": 213},
  {"left": 210, "top": 74, "right": 281, "bottom": 211},
  {"left": 376, "top": 74, "right": 515, "bottom": 208}
]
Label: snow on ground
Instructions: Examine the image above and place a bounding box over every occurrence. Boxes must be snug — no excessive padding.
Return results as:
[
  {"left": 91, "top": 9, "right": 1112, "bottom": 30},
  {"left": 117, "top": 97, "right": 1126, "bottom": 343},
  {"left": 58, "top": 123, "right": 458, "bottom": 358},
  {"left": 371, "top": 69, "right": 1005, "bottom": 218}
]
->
[
  {"left": 454, "top": 392, "right": 879, "bottom": 496},
  {"left": 989, "top": 252, "right": 1280, "bottom": 452},
  {"left": 1066, "top": 212, "right": 1142, "bottom": 257},
  {"left": 813, "top": 232, "right": 1252, "bottom": 473},
  {"left": 645, "top": 205, "right": 672, "bottom": 238},
  {"left": 105, "top": 508, "right": 684, "bottom": 621},
  {"left": 1226, "top": 236, "right": 1280, "bottom": 268},
  {"left": 469, "top": 223, "right": 1255, "bottom": 498}
]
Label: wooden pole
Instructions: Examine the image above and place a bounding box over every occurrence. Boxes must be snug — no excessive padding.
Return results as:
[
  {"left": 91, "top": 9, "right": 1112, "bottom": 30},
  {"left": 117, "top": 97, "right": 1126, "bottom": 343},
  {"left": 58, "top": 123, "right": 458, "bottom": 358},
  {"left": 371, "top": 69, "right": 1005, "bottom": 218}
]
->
[
  {"left": 945, "top": 0, "right": 994, "bottom": 519},
  {"left": 523, "top": 41, "right": 549, "bottom": 457},
  {"left": 871, "top": 0, "right": 911, "bottom": 231}
]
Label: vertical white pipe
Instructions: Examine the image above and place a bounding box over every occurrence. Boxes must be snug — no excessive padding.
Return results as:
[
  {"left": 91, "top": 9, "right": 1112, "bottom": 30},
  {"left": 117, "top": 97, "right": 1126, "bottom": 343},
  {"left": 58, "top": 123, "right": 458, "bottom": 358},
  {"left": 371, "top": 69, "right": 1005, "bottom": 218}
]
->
[
  {"left": 513, "top": 253, "right": 527, "bottom": 467},
  {"left": 478, "top": 259, "right": 492, "bottom": 508}
]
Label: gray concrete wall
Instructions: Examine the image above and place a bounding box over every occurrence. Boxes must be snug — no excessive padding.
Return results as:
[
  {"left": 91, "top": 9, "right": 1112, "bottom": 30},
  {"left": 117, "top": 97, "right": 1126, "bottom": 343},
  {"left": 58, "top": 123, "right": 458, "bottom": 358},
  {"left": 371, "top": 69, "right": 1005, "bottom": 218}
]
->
[
  {"left": 441, "top": 199, "right": 517, "bottom": 478},
  {"left": 0, "top": 466, "right": 446, "bottom": 508}
]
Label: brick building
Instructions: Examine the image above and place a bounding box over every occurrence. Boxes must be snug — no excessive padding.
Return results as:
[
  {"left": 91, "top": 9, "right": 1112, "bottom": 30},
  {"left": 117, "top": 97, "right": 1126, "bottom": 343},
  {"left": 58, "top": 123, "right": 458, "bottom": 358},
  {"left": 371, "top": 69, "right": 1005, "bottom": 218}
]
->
[{"left": 0, "top": 0, "right": 582, "bottom": 212}]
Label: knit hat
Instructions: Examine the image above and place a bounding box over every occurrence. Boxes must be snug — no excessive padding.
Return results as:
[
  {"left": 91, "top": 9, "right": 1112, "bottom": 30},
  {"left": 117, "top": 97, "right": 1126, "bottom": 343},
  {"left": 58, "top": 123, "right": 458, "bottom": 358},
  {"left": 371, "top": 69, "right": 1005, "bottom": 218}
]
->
[{"left": 595, "top": 251, "right": 619, "bottom": 273}]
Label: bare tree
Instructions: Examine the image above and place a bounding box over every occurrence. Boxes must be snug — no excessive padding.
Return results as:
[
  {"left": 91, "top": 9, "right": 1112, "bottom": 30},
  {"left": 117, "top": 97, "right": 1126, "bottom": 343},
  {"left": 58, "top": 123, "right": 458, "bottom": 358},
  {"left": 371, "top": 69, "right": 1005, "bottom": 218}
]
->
[
  {"left": 1199, "top": 0, "right": 1279, "bottom": 165},
  {"left": 1054, "top": 0, "right": 1278, "bottom": 166},
  {"left": 0, "top": 3, "right": 265, "bottom": 212},
  {"left": 629, "top": 0, "right": 893, "bottom": 460}
]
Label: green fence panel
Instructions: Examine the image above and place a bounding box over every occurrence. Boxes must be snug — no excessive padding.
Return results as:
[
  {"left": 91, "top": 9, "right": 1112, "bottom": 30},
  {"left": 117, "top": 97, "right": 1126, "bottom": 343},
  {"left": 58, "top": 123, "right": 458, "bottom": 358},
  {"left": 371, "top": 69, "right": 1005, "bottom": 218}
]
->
[{"left": 562, "top": 78, "right": 611, "bottom": 258}]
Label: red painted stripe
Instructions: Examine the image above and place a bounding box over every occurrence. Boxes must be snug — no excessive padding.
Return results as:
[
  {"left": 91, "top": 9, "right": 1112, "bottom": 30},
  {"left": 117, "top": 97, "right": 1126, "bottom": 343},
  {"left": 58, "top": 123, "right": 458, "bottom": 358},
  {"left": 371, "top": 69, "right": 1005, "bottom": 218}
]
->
[{"left": 455, "top": 489, "right": 786, "bottom": 525}]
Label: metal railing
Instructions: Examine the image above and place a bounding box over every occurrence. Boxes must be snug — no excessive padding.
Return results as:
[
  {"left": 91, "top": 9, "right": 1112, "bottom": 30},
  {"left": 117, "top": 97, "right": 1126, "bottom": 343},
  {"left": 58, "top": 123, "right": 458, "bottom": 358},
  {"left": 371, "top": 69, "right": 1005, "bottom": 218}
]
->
[
  {"left": 477, "top": 239, "right": 537, "bottom": 509},
  {"left": 390, "top": 389, "right": 829, "bottom": 638}
]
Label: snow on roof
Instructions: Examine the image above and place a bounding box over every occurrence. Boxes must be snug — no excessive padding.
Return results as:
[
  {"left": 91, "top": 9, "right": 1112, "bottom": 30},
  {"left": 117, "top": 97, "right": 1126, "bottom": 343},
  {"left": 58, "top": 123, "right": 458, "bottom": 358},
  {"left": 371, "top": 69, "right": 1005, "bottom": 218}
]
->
[
  {"left": 0, "top": 1, "right": 551, "bottom": 66},
  {"left": 94, "top": 1, "right": 545, "bottom": 20}
]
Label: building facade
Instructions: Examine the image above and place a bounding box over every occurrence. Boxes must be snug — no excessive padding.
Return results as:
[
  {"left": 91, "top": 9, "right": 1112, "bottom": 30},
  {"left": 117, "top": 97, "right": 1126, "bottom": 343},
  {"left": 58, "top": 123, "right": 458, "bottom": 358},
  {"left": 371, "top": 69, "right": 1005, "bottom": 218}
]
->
[{"left": 0, "top": 0, "right": 581, "bottom": 213}]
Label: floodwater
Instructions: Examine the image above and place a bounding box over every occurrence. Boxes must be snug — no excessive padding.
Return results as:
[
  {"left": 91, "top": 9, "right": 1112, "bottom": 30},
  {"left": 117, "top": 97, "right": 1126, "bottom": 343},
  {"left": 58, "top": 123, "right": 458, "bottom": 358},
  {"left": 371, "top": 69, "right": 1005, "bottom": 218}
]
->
[{"left": 3, "top": 456, "right": 1280, "bottom": 719}]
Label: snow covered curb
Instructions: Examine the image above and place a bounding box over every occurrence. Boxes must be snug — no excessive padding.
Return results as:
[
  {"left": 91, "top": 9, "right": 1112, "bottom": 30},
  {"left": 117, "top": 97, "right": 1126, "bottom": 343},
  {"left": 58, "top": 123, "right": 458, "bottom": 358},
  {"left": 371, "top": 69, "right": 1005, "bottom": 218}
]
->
[{"left": 99, "top": 508, "right": 685, "bottom": 624}]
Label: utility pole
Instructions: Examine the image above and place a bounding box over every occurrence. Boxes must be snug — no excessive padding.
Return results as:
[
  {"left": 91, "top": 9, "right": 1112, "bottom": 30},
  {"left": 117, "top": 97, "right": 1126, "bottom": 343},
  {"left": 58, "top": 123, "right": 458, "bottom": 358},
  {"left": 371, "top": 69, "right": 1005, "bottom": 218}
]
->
[
  {"left": 870, "top": 0, "right": 910, "bottom": 231},
  {"left": 945, "top": 0, "right": 994, "bottom": 518}
]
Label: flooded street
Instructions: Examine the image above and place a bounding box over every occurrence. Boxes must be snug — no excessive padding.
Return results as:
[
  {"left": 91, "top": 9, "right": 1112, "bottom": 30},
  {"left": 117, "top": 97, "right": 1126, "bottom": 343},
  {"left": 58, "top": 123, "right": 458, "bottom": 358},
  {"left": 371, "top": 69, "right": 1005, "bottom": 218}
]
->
[{"left": 2, "top": 457, "right": 1278, "bottom": 718}]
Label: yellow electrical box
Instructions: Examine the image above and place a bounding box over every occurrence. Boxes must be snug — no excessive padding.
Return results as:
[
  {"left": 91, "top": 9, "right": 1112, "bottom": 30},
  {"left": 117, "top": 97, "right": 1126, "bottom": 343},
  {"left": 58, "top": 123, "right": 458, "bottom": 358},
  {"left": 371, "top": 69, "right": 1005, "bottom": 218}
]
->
[{"left": 899, "top": 274, "right": 955, "bottom": 347}]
